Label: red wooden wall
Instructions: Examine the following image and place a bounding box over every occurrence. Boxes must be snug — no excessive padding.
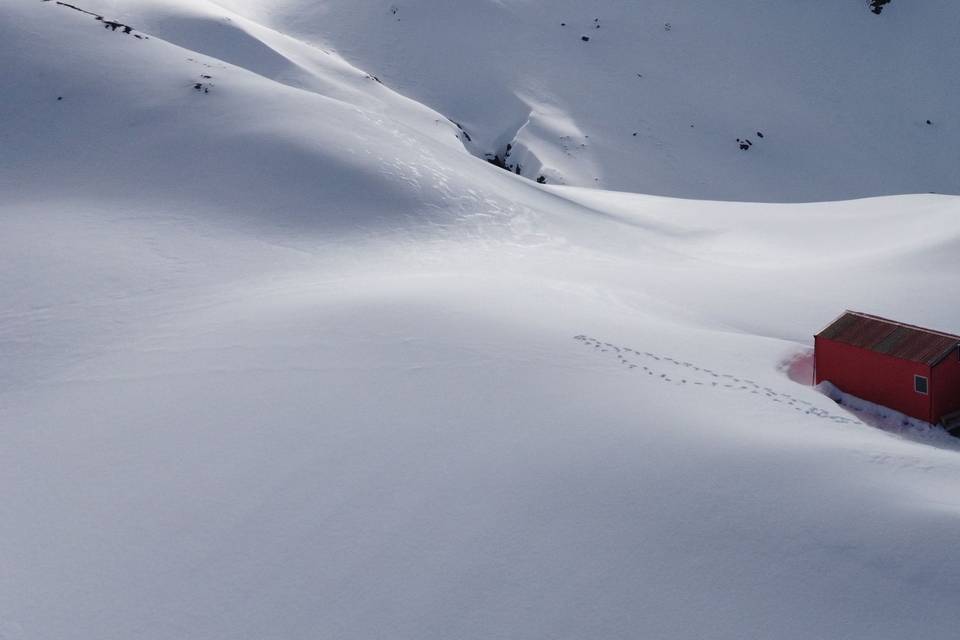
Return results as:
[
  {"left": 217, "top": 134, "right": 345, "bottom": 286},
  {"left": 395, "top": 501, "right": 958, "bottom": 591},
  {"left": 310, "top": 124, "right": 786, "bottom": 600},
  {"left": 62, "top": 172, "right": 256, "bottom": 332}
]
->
[
  {"left": 815, "top": 336, "right": 932, "bottom": 423},
  {"left": 932, "top": 346, "right": 960, "bottom": 423}
]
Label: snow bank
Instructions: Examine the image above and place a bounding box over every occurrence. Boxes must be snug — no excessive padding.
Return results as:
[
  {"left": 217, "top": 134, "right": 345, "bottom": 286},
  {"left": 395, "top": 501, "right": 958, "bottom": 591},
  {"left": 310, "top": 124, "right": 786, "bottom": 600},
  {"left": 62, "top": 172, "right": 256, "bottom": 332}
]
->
[{"left": 816, "top": 381, "right": 960, "bottom": 450}]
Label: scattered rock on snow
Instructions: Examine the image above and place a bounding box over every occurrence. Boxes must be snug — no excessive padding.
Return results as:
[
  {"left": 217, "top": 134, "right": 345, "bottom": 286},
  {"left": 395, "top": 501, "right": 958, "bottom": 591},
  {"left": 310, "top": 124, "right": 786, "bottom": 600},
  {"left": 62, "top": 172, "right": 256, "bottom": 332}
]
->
[
  {"left": 451, "top": 121, "right": 472, "bottom": 142},
  {"left": 45, "top": 1, "right": 147, "bottom": 39},
  {"left": 193, "top": 77, "right": 213, "bottom": 93}
]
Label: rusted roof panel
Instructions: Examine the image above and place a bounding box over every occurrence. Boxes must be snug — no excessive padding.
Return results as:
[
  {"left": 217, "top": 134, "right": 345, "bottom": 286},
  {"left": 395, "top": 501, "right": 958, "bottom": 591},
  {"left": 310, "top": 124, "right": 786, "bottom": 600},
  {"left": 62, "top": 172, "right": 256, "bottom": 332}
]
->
[{"left": 817, "top": 311, "right": 960, "bottom": 366}]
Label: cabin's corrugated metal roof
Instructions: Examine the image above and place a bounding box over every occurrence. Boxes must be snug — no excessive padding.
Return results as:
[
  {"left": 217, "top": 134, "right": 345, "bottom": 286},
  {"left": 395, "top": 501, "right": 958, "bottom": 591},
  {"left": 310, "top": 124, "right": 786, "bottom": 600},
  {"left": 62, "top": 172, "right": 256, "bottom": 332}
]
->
[{"left": 816, "top": 311, "right": 960, "bottom": 366}]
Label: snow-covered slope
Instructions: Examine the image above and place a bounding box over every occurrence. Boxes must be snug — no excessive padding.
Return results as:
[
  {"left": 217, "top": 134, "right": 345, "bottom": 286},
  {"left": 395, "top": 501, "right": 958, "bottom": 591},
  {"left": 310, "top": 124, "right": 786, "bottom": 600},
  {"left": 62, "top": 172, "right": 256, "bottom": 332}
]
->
[
  {"left": 206, "top": 0, "right": 960, "bottom": 201},
  {"left": 3, "top": 2, "right": 960, "bottom": 639}
]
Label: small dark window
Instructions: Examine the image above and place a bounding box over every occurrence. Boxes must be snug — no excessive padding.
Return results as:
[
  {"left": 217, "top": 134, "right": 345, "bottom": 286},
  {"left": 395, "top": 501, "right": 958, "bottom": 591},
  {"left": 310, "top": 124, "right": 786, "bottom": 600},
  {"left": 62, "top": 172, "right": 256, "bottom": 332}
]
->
[{"left": 914, "top": 375, "right": 928, "bottom": 395}]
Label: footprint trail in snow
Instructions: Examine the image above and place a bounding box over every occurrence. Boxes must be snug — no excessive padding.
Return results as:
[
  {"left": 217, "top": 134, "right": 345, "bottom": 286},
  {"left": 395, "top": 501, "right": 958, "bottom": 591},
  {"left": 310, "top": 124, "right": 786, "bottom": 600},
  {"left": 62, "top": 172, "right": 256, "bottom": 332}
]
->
[{"left": 574, "top": 335, "right": 861, "bottom": 426}]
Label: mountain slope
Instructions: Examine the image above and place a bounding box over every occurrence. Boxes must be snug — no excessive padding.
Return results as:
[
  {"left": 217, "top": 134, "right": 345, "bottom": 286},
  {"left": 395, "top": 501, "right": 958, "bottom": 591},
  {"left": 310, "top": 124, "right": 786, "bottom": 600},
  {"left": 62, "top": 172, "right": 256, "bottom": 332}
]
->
[{"left": 209, "top": 0, "right": 960, "bottom": 201}]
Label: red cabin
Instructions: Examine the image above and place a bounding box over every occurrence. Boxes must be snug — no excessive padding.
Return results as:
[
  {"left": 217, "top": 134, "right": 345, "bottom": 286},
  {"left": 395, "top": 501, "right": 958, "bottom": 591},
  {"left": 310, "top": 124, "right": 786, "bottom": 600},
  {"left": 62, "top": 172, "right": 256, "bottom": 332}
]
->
[{"left": 814, "top": 311, "right": 960, "bottom": 433}]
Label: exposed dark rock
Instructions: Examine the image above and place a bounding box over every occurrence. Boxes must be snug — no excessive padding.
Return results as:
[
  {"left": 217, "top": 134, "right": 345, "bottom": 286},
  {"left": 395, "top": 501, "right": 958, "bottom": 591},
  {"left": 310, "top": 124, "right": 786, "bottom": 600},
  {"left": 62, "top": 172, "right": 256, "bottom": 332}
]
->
[
  {"left": 50, "top": 1, "right": 143, "bottom": 37},
  {"left": 486, "top": 143, "right": 524, "bottom": 178},
  {"left": 486, "top": 154, "right": 507, "bottom": 170},
  {"left": 451, "top": 121, "right": 472, "bottom": 142}
]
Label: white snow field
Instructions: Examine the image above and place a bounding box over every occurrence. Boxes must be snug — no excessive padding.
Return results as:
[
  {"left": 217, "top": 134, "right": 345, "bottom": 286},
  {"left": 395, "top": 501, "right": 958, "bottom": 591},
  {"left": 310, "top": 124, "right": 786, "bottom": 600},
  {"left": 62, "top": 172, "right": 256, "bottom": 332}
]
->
[{"left": 2, "top": 2, "right": 960, "bottom": 639}]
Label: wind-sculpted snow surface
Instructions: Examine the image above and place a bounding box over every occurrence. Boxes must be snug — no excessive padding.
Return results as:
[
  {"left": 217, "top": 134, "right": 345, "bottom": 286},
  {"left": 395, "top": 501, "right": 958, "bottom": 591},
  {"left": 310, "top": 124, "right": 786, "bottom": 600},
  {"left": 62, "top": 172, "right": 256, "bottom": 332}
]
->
[
  {"left": 3, "top": 2, "right": 960, "bottom": 640},
  {"left": 234, "top": 0, "right": 959, "bottom": 201}
]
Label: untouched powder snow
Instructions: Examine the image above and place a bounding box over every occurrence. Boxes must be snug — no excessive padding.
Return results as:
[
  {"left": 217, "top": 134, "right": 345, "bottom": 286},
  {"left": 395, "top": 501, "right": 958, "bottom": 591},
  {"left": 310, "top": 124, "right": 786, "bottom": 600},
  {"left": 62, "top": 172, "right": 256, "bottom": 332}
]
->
[{"left": 3, "top": 2, "right": 960, "bottom": 639}]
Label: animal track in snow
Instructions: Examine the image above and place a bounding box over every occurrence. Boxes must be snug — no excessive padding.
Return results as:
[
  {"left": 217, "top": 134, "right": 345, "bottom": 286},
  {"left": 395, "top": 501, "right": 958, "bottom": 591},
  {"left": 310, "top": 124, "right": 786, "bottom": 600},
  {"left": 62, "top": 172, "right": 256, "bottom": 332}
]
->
[{"left": 573, "top": 335, "right": 861, "bottom": 425}]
